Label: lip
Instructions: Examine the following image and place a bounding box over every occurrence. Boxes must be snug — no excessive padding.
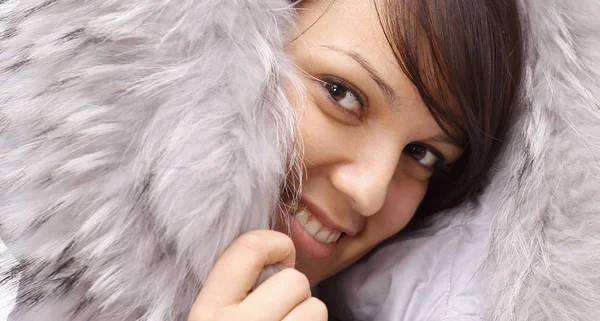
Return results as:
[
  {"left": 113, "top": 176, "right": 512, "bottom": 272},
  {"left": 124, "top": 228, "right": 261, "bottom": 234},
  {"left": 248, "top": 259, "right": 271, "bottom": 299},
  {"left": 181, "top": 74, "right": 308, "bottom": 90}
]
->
[
  {"left": 300, "top": 197, "right": 357, "bottom": 237},
  {"left": 287, "top": 210, "right": 336, "bottom": 259}
]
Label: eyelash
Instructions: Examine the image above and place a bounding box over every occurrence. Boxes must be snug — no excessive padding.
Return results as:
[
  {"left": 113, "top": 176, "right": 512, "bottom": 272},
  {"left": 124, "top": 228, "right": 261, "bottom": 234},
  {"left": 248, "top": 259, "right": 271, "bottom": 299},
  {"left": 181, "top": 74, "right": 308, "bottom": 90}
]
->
[
  {"left": 405, "top": 143, "right": 449, "bottom": 175},
  {"left": 318, "top": 76, "right": 367, "bottom": 119}
]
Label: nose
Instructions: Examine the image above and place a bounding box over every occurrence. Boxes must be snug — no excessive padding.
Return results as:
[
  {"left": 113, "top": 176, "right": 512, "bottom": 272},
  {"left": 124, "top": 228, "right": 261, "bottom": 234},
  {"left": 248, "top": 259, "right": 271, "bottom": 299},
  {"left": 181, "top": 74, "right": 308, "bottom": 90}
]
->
[{"left": 329, "top": 140, "right": 401, "bottom": 217}]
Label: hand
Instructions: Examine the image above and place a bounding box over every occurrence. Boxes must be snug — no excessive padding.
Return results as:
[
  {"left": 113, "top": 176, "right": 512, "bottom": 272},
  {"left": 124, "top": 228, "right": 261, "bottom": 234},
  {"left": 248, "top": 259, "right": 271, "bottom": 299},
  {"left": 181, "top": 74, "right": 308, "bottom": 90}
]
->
[{"left": 188, "top": 230, "right": 328, "bottom": 321}]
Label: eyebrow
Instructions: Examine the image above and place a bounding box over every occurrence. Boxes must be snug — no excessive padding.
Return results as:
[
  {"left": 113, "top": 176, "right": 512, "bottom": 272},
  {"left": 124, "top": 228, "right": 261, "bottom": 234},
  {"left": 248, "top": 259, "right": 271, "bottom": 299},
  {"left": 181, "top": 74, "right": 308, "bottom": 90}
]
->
[
  {"left": 321, "top": 45, "right": 464, "bottom": 150},
  {"left": 321, "top": 45, "right": 398, "bottom": 107}
]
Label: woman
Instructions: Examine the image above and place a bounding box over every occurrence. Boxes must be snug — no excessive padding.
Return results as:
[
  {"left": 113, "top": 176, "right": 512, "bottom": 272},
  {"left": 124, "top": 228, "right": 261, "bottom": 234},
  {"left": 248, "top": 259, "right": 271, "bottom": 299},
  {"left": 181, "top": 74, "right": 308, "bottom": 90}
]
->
[
  {"left": 0, "top": 0, "right": 598, "bottom": 321},
  {"left": 188, "top": 0, "right": 522, "bottom": 319}
]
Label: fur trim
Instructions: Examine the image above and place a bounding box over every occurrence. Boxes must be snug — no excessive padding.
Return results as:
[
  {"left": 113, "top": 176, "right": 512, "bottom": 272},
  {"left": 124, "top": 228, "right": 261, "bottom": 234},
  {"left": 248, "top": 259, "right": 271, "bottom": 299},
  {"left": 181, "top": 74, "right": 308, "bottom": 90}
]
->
[
  {"left": 486, "top": 0, "right": 600, "bottom": 319},
  {"left": 0, "top": 0, "right": 300, "bottom": 320}
]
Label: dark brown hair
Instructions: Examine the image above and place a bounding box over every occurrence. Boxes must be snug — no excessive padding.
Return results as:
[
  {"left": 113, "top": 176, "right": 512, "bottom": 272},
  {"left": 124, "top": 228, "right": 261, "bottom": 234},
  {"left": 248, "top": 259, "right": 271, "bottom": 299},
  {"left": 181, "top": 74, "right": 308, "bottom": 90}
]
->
[{"left": 374, "top": 0, "right": 524, "bottom": 228}]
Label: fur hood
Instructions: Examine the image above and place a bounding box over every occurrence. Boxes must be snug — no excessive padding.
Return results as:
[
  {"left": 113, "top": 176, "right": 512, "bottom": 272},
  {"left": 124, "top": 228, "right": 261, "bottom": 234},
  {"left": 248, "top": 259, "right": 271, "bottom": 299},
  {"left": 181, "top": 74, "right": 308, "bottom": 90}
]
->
[
  {"left": 1, "top": 0, "right": 599, "bottom": 321},
  {"left": 0, "top": 0, "right": 300, "bottom": 320},
  {"left": 486, "top": 0, "right": 600, "bottom": 318}
]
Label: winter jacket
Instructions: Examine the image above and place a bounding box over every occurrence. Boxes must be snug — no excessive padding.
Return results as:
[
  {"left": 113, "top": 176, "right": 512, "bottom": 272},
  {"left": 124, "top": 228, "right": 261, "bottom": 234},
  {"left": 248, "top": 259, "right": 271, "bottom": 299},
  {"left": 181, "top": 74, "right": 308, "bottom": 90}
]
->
[{"left": 0, "top": 0, "right": 599, "bottom": 320}]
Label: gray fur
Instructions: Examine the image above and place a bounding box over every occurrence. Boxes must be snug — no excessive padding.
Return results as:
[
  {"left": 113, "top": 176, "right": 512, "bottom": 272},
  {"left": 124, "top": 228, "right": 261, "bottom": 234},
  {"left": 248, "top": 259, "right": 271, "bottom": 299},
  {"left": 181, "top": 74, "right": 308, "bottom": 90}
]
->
[
  {"left": 0, "top": 0, "right": 301, "bottom": 320},
  {"left": 486, "top": 0, "right": 600, "bottom": 319}
]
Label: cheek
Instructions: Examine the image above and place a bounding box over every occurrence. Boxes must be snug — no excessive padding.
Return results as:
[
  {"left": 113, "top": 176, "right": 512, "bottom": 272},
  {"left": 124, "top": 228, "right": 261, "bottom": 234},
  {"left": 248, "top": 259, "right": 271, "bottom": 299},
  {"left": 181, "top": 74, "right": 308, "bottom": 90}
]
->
[
  {"left": 294, "top": 98, "right": 353, "bottom": 170},
  {"left": 369, "top": 176, "right": 428, "bottom": 239},
  {"left": 283, "top": 83, "right": 322, "bottom": 165}
]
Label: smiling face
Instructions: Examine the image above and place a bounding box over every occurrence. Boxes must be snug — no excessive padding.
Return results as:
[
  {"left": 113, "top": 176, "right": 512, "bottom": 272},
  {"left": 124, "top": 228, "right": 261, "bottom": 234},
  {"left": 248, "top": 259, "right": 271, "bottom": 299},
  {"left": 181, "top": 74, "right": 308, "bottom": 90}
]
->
[{"left": 278, "top": 0, "right": 464, "bottom": 286}]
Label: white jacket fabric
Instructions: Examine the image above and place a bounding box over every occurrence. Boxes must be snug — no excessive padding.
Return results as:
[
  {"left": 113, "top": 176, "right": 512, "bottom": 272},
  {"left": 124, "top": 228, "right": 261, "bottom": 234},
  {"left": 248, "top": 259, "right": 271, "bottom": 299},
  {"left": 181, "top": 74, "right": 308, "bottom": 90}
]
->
[
  {"left": 1, "top": 0, "right": 599, "bottom": 320},
  {"left": 319, "top": 198, "right": 495, "bottom": 320}
]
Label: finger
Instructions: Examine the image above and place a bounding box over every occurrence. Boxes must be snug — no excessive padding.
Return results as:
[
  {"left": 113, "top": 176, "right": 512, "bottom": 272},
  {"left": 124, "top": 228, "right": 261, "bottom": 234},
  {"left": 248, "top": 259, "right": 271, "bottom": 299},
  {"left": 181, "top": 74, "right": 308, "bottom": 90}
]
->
[
  {"left": 282, "top": 297, "right": 328, "bottom": 321},
  {"left": 237, "top": 268, "right": 311, "bottom": 321},
  {"left": 194, "top": 230, "right": 296, "bottom": 307}
]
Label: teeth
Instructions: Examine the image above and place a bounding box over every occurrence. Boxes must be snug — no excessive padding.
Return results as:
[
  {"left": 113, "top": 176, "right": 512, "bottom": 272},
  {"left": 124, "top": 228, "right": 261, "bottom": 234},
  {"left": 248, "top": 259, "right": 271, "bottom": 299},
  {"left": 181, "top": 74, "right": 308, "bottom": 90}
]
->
[
  {"left": 314, "top": 230, "right": 331, "bottom": 243},
  {"left": 303, "top": 220, "right": 322, "bottom": 236},
  {"left": 333, "top": 231, "right": 342, "bottom": 242},
  {"left": 292, "top": 207, "right": 343, "bottom": 244},
  {"left": 294, "top": 209, "right": 309, "bottom": 226},
  {"left": 326, "top": 231, "right": 340, "bottom": 243}
]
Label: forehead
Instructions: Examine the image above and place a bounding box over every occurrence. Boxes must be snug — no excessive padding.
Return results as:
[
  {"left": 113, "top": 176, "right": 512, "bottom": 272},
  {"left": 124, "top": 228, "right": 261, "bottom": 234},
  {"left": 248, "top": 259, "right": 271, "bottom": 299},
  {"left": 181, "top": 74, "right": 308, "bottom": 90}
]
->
[{"left": 296, "top": 0, "right": 426, "bottom": 111}]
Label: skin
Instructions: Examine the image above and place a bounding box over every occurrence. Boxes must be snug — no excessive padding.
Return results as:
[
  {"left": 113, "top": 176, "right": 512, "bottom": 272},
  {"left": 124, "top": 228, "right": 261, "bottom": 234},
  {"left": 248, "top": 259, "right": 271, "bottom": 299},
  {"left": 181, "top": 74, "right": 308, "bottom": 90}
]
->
[
  {"left": 189, "top": 1, "right": 462, "bottom": 319},
  {"left": 282, "top": 0, "right": 462, "bottom": 285}
]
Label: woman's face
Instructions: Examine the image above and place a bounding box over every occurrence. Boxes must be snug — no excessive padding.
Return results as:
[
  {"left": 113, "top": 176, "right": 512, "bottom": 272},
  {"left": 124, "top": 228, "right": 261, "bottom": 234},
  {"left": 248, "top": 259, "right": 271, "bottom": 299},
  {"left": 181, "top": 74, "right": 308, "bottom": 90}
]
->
[{"left": 279, "top": 0, "right": 463, "bottom": 285}]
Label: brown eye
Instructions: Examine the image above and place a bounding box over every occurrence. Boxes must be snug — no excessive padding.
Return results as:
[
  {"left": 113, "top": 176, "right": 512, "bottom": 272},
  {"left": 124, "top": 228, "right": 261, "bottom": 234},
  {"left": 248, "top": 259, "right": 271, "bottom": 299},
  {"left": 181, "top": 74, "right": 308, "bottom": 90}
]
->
[
  {"left": 326, "top": 83, "right": 347, "bottom": 99},
  {"left": 323, "top": 81, "right": 363, "bottom": 114},
  {"left": 406, "top": 143, "right": 443, "bottom": 170}
]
